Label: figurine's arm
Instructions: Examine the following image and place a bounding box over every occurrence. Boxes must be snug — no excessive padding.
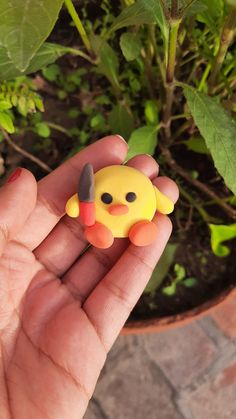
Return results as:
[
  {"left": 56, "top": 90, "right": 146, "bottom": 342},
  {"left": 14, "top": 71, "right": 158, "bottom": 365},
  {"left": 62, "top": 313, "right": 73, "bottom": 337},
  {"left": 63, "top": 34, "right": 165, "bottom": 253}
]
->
[
  {"left": 154, "top": 186, "right": 174, "bottom": 214},
  {"left": 65, "top": 193, "right": 80, "bottom": 218}
]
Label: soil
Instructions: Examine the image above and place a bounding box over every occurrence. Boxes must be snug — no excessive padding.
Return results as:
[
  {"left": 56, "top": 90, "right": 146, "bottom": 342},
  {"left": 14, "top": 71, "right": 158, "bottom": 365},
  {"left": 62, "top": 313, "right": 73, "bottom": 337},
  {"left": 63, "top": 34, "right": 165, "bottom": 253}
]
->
[
  {"left": 131, "top": 225, "right": 236, "bottom": 320},
  {"left": 1, "top": 2, "right": 235, "bottom": 323}
]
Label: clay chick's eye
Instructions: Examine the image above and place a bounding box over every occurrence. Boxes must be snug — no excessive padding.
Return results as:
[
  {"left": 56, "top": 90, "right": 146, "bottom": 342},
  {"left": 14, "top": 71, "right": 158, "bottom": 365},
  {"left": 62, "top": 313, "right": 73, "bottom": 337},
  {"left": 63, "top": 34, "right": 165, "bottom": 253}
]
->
[
  {"left": 101, "top": 192, "right": 113, "bottom": 204},
  {"left": 126, "top": 192, "right": 137, "bottom": 202}
]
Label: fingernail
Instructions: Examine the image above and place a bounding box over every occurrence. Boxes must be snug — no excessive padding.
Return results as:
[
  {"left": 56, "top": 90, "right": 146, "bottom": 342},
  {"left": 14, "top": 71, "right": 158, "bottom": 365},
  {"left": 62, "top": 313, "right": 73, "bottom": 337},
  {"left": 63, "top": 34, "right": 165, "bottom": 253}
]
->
[
  {"left": 7, "top": 168, "right": 22, "bottom": 184},
  {"left": 115, "top": 135, "right": 127, "bottom": 144}
]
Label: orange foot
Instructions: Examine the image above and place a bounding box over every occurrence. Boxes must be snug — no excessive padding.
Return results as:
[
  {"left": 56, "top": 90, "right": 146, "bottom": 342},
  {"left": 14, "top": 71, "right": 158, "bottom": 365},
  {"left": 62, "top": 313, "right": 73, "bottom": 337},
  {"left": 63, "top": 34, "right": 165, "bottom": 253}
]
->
[
  {"left": 85, "top": 222, "right": 114, "bottom": 249},
  {"left": 129, "top": 220, "right": 158, "bottom": 246}
]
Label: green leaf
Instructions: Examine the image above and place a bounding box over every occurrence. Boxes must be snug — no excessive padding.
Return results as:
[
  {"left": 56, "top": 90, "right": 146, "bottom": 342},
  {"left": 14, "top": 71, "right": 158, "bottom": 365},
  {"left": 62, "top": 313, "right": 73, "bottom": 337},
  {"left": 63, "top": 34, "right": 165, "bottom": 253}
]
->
[
  {"left": 0, "top": 0, "right": 64, "bottom": 71},
  {"left": 230, "top": 196, "right": 236, "bottom": 207},
  {"left": 90, "top": 113, "right": 106, "bottom": 130},
  {"left": 68, "top": 108, "right": 80, "bottom": 119},
  {"left": 120, "top": 33, "right": 142, "bottom": 62},
  {"left": 35, "top": 122, "right": 51, "bottom": 138},
  {"left": 225, "top": 0, "right": 236, "bottom": 6},
  {"left": 0, "top": 111, "right": 14, "bottom": 133},
  {"left": 17, "top": 96, "right": 27, "bottom": 116},
  {"left": 0, "top": 43, "right": 68, "bottom": 81},
  {"left": 42, "top": 64, "right": 61, "bottom": 82},
  {"left": 110, "top": 1, "right": 156, "bottom": 32},
  {"left": 0, "top": 100, "right": 12, "bottom": 110},
  {"left": 144, "top": 100, "right": 159, "bottom": 125},
  {"left": 184, "top": 0, "right": 208, "bottom": 17},
  {"left": 183, "top": 277, "right": 198, "bottom": 287},
  {"left": 91, "top": 35, "right": 121, "bottom": 92},
  {"left": 197, "top": 0, "right": 224, "bottom": 32},
  {"left": 34, "top": 97, "right": 44, "bottom": 112},
  {"left": 209, "top": 223, "right": 236, "bottom": 257},
  {"left": 137, "top": 0, "right": 168, "bottom": 42},
  {"left": 96, "top": 95, "right": 111, "bottom": 105},
  {"left": 184, "top": 136, "right": 210, "bottom": 154},
  {"left": 11, "top": 94, "right": 18, "bottom": 107},
  {"left": 183, "top": 85, "right": 236, "bottom": 195},
  {"left": 126, "top": 126, "right": 158, "bottom": 160},
  {"left": 174, "top": 263, "right": 186, "bottom": 282},
  {"left": 26, "top": 43, "right": 68, "bottom": 74},
  {"left": 108, "top": 104, "right": 134, "bottom": 139},
  {"left": 162, "top": 283, "right": 177, "bottom": 297},
  {"left": 190, "top": 170, "right": 199, "bottom": 179},
  {"left": 145, "top": 244, "right": 177, "bottom": 294},
  {"left": 110, "top": 0, "right": 167, "bottom": 43},
  {"left": 79, "top": 130, "right": 89, "bottom": 144}
]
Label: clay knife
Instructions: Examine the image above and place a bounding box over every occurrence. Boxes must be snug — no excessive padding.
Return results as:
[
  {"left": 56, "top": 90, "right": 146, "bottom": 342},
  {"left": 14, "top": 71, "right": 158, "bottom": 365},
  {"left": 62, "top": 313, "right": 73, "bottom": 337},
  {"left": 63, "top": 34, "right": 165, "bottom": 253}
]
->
[{"left": 78, "top": 163, "right": 96, "bottom": 226}]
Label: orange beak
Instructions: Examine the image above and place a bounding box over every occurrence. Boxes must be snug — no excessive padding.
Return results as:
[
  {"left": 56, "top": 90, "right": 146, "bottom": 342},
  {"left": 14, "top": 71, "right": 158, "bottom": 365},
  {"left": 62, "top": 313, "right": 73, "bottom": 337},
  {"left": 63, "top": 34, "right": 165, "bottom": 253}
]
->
[{"left": 108, "top": 204, "right": 129, "bottom": 216}]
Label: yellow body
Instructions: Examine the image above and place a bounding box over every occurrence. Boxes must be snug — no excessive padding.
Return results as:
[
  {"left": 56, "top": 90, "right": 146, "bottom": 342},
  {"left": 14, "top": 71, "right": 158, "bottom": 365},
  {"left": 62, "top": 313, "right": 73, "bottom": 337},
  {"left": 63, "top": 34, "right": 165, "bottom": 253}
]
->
[{"left": 66, "top": 165, "right": 174, "bottom": 237}]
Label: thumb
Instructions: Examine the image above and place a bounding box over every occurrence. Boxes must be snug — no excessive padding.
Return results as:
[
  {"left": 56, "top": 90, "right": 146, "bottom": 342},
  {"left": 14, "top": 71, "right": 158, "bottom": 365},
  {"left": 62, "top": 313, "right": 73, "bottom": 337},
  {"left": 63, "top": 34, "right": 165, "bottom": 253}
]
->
[{"left": 0, "top": 168, "right": 37, "bottom": 256}]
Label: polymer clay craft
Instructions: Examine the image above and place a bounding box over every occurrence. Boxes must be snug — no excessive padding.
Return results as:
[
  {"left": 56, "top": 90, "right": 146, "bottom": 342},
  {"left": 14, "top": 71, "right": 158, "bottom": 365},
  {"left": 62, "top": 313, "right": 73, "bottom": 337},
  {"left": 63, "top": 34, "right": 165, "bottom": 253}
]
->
[{"left": 65, "top": 163, "right": 174, "bottom": 249}]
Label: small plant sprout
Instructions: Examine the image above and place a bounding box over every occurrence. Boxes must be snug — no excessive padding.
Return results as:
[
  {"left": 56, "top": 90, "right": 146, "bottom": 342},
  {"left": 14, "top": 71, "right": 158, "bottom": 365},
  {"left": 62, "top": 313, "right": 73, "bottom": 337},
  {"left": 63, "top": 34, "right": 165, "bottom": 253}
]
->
[{"left": 162, "top": 264, "right": 198, "bottom": 297}]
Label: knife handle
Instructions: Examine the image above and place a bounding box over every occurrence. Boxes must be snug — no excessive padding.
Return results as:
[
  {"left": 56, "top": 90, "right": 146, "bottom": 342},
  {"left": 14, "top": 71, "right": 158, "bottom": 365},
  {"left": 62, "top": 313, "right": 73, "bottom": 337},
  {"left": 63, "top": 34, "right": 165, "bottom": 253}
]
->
[{"left": 79, "top": 202, "right": 96, "bottom": 226}]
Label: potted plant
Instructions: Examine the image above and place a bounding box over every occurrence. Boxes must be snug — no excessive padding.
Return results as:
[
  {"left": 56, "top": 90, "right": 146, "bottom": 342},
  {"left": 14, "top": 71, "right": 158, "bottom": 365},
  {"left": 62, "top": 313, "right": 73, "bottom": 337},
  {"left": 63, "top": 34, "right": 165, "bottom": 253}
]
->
[{"left": 0, "top": 0, "right": 235, "bottom": 333}]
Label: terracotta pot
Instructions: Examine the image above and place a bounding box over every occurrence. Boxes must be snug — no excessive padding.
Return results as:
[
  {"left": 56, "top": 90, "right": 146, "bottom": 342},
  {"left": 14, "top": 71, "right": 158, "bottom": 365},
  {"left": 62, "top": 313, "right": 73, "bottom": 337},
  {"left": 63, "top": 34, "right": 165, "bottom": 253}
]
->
[{"left": 122, "top": 285, "right": 236, "bottom": 335}]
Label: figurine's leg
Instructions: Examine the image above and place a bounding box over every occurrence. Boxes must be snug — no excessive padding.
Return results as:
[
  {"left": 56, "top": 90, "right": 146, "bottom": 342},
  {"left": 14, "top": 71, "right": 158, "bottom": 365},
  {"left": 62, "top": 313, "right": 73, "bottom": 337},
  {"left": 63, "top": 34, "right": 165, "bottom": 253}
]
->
[
  {"left": 85, "top": 222, "right": 114, "bottom": 249},
  {"left": 129, "top": 220, "right": 158, "bottom": 246}
]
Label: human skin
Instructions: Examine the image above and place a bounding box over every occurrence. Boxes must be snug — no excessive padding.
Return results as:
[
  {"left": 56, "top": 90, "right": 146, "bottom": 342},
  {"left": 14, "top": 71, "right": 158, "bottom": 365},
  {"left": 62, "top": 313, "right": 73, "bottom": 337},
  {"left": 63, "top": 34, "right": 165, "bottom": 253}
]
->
[{"left": 0, "top": 135, "right": 178, "bottom": 419}]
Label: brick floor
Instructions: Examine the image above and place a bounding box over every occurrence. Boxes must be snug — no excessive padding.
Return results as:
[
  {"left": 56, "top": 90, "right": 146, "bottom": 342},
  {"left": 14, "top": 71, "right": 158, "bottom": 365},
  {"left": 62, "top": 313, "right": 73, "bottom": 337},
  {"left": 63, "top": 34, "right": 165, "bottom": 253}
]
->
[
  {"left": 86, "top": 346, "right": 183, "bottom": 419},
  {"left": 140, "top": 323, "right": 218, "bottom": 388},
  {"left": 211, "top": 296, "right": 236, "bottom": 338},
  {"left": 84, "top": 314, "right": 236, "bottom": 419},
  {"left": 179, "top": 359, "right": 236, "bottom": 419}
]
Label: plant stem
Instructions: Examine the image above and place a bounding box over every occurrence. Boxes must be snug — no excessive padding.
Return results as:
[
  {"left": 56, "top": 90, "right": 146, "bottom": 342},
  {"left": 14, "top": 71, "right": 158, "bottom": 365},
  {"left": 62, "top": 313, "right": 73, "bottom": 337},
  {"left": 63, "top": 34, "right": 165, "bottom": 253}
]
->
[
  {"left": 141, "top": 48, "right": 155, "bottom": 98},
  {"left": 64, "top": 0, "right": 91, "bottom": 53},
  {"left": 66, "top": 47, "right": 96, "bottom": 64},
  {"left": 160, "top": 0, "right": 170, "bottom": 20},
  {"left": 160, "top": 145, "right": 236, "bottom": 219},
  {"left": 1, "top": 129, "right": 52, "bottom": 173},
  {"left": 198, "top": 62, "right": 211, "bottom": 92},
  {"left": 208, "top": 7, "right": 236, "bottom": 93},
  {"left": 166, "top": 19, "right": 180, "bottom": 83},
  {"left": 171, "top": 0, "right": 179, "bottom": 19},
  {"left": 163, "top": 84, "right": 174, "bottom": 136},
  {"left": 149, "top": 25, "right": 165, "bottom": 83},
  {"left": 45, "top": 122, "right": 72, "bottom": 137},
  {"left": 163, "top": 17, "right": 181, "bottom": 141},
  {"left": 171, "top": 113, "right": 188, "bottom": 121},
  {"left": 178, "top": 184, "right": 214, "bottom": 223}
]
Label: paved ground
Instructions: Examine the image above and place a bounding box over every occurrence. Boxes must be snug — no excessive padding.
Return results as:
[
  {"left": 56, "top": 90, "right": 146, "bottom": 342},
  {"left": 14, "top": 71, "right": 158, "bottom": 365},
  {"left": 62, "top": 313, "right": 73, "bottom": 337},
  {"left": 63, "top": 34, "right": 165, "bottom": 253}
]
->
[{"left": 84, "top": 296, "right": 236, "bottom": 419}]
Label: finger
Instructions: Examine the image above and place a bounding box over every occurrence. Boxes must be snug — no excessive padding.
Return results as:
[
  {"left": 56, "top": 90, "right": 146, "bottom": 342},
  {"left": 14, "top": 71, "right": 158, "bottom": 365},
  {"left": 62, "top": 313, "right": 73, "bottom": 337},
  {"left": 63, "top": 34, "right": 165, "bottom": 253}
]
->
[
  {"left": 126, "top": 154, "right": 159, "bottom": 178},
  {"left": 63, "top": 175, "right": 178, "bottom": 301},
  {"left": 0, "top": 168, "right": 37, "bottom": 256},
  {"left": 153, "top": 176, "right": 179, "bottom": 202},
  {"left": 16, "top": 135, "right": 128, "bottom": 250},
  {"left": 34, "top": 154, "right": 159, "bottom": 277},
  {"left": 83, "top": 213, "right": 172, "bottom": 351}
]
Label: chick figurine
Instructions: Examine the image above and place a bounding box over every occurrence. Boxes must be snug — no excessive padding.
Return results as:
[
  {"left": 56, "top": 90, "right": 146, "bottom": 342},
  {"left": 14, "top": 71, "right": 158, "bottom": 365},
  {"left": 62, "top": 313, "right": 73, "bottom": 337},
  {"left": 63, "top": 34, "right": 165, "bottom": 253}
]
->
[{"left": 65, "top": 163, "right": 174, "bottom": 249}]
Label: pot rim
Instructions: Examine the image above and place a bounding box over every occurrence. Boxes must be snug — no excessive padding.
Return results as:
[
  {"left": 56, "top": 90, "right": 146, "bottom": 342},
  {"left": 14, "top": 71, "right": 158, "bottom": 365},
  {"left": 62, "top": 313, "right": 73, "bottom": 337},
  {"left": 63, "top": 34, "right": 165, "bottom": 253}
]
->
[{"left": 123, "top": 283, "right": 236, "bottom": 334}]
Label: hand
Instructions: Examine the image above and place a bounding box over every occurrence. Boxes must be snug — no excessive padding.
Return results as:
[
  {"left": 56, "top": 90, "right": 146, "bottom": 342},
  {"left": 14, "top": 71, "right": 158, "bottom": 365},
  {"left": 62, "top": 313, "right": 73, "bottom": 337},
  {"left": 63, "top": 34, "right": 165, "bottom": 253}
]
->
[{"left": 0, "top": 136, "right": 178, "bottom": 419}]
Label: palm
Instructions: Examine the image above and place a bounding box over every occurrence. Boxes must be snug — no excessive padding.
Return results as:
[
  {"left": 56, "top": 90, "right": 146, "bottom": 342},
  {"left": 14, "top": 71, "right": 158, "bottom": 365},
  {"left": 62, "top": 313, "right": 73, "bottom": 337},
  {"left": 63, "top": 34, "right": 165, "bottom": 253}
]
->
[
  {"left": 0, "top": 136, "right": 178, "bottom": 419},
  {"left": 2, "top": 241, "right": 105, "bottom": 418}
]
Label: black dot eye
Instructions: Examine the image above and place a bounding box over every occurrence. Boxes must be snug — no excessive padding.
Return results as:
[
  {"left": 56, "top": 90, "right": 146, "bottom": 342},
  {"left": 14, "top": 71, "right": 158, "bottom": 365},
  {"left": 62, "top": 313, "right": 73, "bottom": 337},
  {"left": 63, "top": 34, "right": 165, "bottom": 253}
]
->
[
  {"left": 101, "top": 193, "right": 113, "bottom": 204},
  {"left": 126, "top": 192, "right": 137, "bottom": 202}
]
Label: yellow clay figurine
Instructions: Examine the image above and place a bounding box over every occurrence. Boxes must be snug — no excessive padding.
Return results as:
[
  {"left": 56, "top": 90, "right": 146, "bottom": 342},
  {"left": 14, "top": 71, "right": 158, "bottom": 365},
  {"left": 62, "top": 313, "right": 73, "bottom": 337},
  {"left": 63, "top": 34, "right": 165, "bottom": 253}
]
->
[{"left": 65, "top": 163, "right": 174, "bottom": 249}]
